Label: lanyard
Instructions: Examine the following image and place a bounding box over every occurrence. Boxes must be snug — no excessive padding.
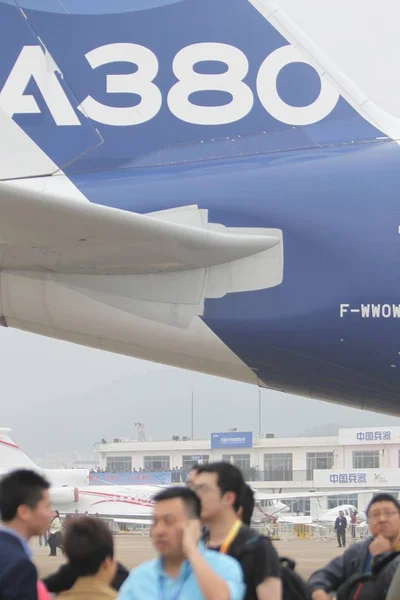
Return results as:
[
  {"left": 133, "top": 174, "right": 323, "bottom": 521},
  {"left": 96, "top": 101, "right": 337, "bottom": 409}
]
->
[
  {"left": 364, "top": 553, "right": 372, "bottom": 573},
  {"left": 158, "top": 563, "right": 189, "bottom": 600},
  {"left": 207, "top": 519, "right": 242, "bottom": 555}
]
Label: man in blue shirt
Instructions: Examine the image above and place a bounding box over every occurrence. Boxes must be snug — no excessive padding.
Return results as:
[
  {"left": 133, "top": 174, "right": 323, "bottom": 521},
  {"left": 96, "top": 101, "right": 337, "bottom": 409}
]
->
[
  {"left": 0, "top": 469, "right": 53, "bottom": 600},
  {"left": 117, "top": 487, "right": 245, "bottom": 600}
]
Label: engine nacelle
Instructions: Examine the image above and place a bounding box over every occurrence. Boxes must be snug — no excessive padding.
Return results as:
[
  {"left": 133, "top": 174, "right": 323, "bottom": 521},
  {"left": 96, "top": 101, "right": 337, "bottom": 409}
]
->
[{"left": 50, "top": 487, "right": 79, "bottom": 505}]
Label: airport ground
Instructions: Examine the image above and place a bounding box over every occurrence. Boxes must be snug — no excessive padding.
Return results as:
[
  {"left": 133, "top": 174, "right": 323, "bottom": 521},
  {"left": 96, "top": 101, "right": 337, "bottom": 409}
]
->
[{"left": 33, "top": 534, "right": 343, "bottom": 581}]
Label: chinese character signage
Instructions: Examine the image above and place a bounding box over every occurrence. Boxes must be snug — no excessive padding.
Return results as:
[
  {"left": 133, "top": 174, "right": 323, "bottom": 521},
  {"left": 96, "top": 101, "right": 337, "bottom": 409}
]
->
[
  {"left": 338, "top": 427, "right": 400, "bottom": 445},
  {"left": 313, "top": 468, "right": 400, "bottom": 487},
  {"left": 356, "top": 431, "right": 391, "bottom": 441},
  {"left": 329, "top": 472, "right": 367, "bottom": 484},
  {"left": 211, "top": 432, "right": 253, "bottom": 449}
]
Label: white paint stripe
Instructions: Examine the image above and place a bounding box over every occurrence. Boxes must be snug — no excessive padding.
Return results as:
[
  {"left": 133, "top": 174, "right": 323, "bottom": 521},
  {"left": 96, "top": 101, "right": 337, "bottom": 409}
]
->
[
  {"left": 0, "top": 101, "right": 88, "bottom": 201},
  {"left": 2, "top": 173, "right": 90, "bottom": 202},
  {"left": 0, "top": 106, "right": 58, "bottom": 180},
  {"left": 248, "top": 0, "right": 400, "bottom": 140}
]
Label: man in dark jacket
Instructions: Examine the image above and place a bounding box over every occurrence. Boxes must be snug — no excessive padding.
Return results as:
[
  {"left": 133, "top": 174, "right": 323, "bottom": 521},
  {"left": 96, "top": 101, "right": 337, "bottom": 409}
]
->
[
  {"left": 309, "top": 493, "right": 400, "bottom": 600},
  {"left": 334, "top": 510, "right": 347, "bottom": 548},
  {"left": 0, "top": 469, "right": 52, "bottom": 600}
]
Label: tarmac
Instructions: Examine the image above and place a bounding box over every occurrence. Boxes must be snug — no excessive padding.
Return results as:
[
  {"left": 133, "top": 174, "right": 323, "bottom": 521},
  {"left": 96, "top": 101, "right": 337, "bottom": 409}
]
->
[{"left": 33, "top": 534, "right": 344, "bottom": 580}]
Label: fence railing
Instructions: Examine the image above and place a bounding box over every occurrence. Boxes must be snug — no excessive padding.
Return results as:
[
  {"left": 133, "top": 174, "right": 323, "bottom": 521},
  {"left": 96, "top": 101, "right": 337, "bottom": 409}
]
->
[{"left": 89, "top": 469, "right": 316, "bottom": 485}]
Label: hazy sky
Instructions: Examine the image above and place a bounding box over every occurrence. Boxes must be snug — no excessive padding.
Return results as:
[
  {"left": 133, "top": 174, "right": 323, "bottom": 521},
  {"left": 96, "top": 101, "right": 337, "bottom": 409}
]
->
[{"left": 1, "top": 327, "right": 400, "bottom": 461}]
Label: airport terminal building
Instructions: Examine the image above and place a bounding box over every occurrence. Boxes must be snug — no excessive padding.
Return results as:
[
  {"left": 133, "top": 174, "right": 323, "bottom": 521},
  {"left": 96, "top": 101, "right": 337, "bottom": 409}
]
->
[{"left": 94, "top": 425, "right": 400, "bottom": 506}]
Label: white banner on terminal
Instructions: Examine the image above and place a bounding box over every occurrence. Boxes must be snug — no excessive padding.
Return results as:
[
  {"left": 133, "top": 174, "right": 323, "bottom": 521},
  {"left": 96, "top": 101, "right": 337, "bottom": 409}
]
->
[
  {"left": 314, "top": 468, "right": 400, "bottom": 488},
  {"left": 338, "top": 427, "right": 400, "bottom": 446}
]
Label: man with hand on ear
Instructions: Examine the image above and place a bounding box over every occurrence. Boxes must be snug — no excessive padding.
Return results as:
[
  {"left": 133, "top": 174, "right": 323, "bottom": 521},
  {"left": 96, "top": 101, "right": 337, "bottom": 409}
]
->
[{"left": 117, "top": 487, "right": 245, "bottom": 600}]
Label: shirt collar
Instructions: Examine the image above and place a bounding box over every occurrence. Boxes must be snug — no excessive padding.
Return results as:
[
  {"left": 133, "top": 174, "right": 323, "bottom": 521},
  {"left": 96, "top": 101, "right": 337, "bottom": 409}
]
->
[
  {"left": 158, "top": 542, "right": 206, "bottom": 579},
  {"left": 0, "top": 526, "right": 32, "bottom": 558}
]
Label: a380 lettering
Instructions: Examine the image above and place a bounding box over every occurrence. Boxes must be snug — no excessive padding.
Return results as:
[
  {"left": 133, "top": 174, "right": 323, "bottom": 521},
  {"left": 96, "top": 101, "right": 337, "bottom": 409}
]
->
[{"left": 0, "top": 42, "right": 340, "bottom": 127}]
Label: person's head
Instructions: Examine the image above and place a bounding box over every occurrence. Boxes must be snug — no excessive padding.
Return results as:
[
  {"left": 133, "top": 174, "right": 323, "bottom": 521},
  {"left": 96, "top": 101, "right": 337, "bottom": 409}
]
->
[
  {"left": 151, "top": 487, "right": 201, "bottom": 560},
  {"left": 194, "top": 462, "right": 245, "bottom": 522},
  {"left": 339, "top": 510, "right": 344, "bottom": 517},
  {"left": 0, "top": 469, "right": 51, "bottom": 538},
  {"left": 185, "top": 465, "right": 200, "bottom": 488},
  {"left": 54, "top": 510, "right": 60, "bottom": 519},
  {"left": 367, "top": 493, "right": 400, "bottom": 542},
  {"left": 63, "top": 517, "right": 115, "bottom": 583},
  {"left": 237, "top": 484, "right": 255, "bottom": 526}
]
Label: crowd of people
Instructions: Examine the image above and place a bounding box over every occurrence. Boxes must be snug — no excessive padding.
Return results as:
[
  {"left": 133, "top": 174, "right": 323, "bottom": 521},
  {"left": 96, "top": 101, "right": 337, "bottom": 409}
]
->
[
  {"left": 1, "top": 466, "right": 400, "bottom": 599},
  {"left": 89, "top": 466, "right": 260, "bottom": 482}
]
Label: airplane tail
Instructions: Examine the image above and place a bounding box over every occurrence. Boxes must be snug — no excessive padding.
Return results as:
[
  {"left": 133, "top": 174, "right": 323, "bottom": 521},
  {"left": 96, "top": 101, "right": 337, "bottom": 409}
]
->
[
  {"left": 0, "top": 429, "right": 38, "bottom": 470},
  {"left": 0, "top": 0, "right": 389, "bottom": 182}
]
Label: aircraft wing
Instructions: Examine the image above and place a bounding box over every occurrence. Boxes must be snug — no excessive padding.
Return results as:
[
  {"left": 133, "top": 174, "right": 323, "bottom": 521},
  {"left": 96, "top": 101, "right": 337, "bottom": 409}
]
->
[
  {"left": 0, "top": 182, "right": 281, "bottom": 276},
  {"left": 0, "top": 182, "right": 282, "bottom": 328}
]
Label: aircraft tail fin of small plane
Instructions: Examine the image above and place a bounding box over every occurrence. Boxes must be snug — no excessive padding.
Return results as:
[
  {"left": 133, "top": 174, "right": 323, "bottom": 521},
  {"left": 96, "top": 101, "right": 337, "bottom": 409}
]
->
[{"left": 0, "top": 428, "right": 38, "bottom": 470}]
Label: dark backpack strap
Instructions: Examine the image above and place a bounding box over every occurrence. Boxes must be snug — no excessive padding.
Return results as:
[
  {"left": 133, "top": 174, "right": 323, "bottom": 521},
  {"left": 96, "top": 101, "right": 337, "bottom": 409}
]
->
[
  {"left": 371, "top": 551, "right": 400, "bottom": 576},
  {"left": 280, "top": 557, "right": 296, "bottom": 570},
  {"left": 336, "top": 552, "right": 400, "bottom": 600},
  {"left": 230, "top": 525, "right": 262, "bottom": 556},
  {"left": 337, "top": 572, "right": 373, "bottom": 593}
]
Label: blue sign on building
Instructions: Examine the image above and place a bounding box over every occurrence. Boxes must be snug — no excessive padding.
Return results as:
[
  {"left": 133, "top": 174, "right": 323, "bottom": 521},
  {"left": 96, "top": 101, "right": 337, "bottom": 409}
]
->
[
  {"left": 89, "top": 471, "right": 172, "bottom": 485},
  {"left": 211, "top": 432, "right": 253, "bottom": 449}
]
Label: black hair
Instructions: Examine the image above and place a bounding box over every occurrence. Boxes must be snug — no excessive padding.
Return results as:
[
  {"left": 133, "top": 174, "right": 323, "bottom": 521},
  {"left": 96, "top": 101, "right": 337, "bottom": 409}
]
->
[
  {"left": 241, "top": 484, "right": 255, "bottom": 526},
  {"left": 0, "top": 469, "right": 50, "bottom": 521},
  {"left": 153, "top": 486, "right": 201, "bottom": 518},
  {"left": 64, "top": 517, "right": 114, "bottom": 576},
  {"left": 188, "top": 464, "right": 201, "bottom": 473},
  {"left": 196, "top": 462, "right": 245, "bottom": 512},
  {"left": 54, "top": 510, "right": 60, "bottom": 518},
  {"left": 366, "top": 493, "right": 400, "bottom": 515}
]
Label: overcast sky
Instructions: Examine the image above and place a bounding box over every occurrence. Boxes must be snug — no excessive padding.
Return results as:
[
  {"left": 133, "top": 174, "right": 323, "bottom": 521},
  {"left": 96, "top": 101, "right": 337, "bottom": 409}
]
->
[{"left": 1, "top": 327, "right": 400, "bottom": 462}]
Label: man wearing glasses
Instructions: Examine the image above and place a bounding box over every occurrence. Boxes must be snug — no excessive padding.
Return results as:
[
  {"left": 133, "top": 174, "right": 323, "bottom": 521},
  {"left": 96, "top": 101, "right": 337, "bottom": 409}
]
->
[
  {"left": 192, "top": 463, "right": 281, "bottom": 600},
  {"left": 308, "top": 493, "right": 400, "bottom": 600}
]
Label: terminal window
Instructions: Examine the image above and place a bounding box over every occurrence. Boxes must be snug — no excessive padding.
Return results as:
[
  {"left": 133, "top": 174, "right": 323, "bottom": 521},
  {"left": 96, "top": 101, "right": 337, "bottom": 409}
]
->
[
  {"left": 306, "top": 452, "right": 334, "bottom": 480},
  {"left": 352, "top": 451, "right": 379, "bottom": 469},
  {"left": 222, "top": 454, "right": 250, "bottom": 469},
  {"left": 106, "top": 456, "right": 132, "bottom": 473},
  {"left": 328, "top": 493, "right": 358, "bottom": 510},
  {"left": 182, "top": 455, "right": 209, "bottom": 469},
  {"left": 264, "top": 453, "right": 293, "bottom": 481},
  {"left": 144, "top": 455, "right": 170, "bottom": 471}
]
